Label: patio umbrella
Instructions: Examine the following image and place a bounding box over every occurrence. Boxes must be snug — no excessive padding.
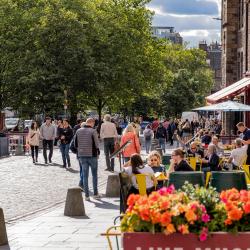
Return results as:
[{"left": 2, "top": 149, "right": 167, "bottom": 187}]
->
[
  {"left": 193, "top": 100, "right": 250, "bottom": 112},
  {"left": 193, "top": 100, "right": 250, "bottom": 143}
]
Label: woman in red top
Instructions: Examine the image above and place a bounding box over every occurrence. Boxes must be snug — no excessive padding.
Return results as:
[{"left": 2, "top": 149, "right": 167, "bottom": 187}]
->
[{"left": 120, "top": 124, "right": 141, "bottom": 162}]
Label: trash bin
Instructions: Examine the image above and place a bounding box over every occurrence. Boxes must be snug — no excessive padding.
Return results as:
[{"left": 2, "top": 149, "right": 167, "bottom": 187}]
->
[{"left": 0, "top": 137, "right": 9, "bottom": 157}]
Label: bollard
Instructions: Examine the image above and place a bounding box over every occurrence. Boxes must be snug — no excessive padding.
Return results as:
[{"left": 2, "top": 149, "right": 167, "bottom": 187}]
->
[
  {"left": 0, "top": 208, "right": 8, "bottom": 246},
  {"left": 64, "top": 188, "right": 85, "bottom": 216},
  {"left": 106, "top": 174, "right": 120, "bottom": 197}
]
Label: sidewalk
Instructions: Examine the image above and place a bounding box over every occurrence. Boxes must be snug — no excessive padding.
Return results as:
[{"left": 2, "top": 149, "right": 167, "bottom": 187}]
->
[{"left": 1, "top": 196, "right": 120, "bottom": 250}]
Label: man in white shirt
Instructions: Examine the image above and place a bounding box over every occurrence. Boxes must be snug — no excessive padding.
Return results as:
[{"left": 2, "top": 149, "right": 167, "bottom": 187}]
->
[
  {"left": 228, "top": 138, "right": 247, "bottom": 169},
  {"left": 100, "top": 114, "right": 118, "bottom": 172}
]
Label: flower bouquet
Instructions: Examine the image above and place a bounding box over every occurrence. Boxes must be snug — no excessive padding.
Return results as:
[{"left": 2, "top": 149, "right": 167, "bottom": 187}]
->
[{"left": 121, "top": 183, "right": 250, "bottom": 250}]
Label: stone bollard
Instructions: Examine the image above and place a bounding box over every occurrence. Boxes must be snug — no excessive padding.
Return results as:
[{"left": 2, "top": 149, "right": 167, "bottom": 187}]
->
[
  {"left": 106, "top": 174, "right": 120, "bottom": 197},
  {"left": 0, "top": 208, "right": 8, "bottom": 246},
  {"left": 64, "top": 188, "right": 85, "bottom": 216}
]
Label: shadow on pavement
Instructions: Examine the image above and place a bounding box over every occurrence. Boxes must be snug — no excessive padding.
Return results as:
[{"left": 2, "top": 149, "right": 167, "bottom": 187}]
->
[
  {"left": 66, "top": 168, "right": 79, "bottom": 173},
  {"left": 68, "top": 215, "right": 90, "bottom": 220},
  {"left": 90, "top": 199, "right": 119, "bottom": 210}
]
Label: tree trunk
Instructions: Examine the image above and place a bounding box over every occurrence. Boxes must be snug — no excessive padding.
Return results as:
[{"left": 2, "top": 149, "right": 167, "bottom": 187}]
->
[{"left": 97, "top": 98, "right": 103, "bottom": 135}]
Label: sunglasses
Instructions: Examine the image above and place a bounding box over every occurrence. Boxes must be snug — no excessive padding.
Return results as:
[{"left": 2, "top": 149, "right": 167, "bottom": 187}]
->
[
  {"left": 171, "top": 154, "right": 177, "bottom": 157},
  {"left": 150, "top": 158, "right": 158, "bottom": 162}
]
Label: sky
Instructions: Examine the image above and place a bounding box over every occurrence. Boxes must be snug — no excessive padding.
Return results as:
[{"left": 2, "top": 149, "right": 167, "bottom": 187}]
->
[{"left": 147, "top": 0, "right": 221, "bottom": 47}]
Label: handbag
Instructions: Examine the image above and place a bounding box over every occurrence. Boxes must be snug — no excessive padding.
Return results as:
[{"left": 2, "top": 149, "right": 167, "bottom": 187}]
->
[{"left": 69, "top": 135, "right": 77, "bottom": 154}]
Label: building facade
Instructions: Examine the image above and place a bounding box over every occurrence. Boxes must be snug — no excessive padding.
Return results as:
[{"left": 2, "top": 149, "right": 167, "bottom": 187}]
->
[
  {"left": 152, "top": 26, "right": 183, "bottom": 45},
  {"left": 221, "top": 0, "right": 250, "bottom": 125},
  {"left": 199, "top": 41, "right": 222, "bottom": 92}
]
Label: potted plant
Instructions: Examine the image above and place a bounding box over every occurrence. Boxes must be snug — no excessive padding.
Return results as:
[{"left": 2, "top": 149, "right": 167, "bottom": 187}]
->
[{"left": 121, "top": 183, "right": 250, "bottom": 250}]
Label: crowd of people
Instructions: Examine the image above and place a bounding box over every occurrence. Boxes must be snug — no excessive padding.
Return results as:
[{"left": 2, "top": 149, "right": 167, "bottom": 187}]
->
[{"left": 24, "top": 114, "right": 250, "bottom": 201}]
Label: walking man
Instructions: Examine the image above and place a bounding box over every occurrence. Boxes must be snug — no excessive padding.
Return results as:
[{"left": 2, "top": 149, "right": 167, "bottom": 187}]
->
[
  {"left": 100, "top": 114, "right": 118, "bottom": 172},
  {"left": 40, "top": 117, "right": 56, "bottom": 165},
  {"left": 76, "top": 118, "right": 100, "bottom": 201}
]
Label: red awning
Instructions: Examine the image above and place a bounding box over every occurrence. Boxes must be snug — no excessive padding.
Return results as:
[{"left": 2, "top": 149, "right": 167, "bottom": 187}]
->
[{"left": 206, "top": 77, "right": 250, "bottom": 104}]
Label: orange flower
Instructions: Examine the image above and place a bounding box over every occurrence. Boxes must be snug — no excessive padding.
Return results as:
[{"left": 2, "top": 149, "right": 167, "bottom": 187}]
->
[
  {"left": 225, "top": 218, "right": 232, "bottom": 225},
  {"left": 161, "top": 211, "right": 172, "bottom": 226},
  {"left": 228, "top": 208, "right": 243, "bottom": 221},
  {"left": 185, "top": 209, "right": 197, "bottom": 222},
  {"left": 139, "top": 207, "right": 150, "bottom": 221},
  {"left": 243, "top": 202, "right": 250, "bottom": 214},
  {"left": 178, "top": 224, "right": 189, "bottom": 234},
  {"left": 165, "top": 223, "right": 176, "bottom": 234},
  {"left": 150, "top": 210, "right": 161, "bottom": 224},
  {"left": 127, "top": 194, "right": 140, "bottom": 207}
]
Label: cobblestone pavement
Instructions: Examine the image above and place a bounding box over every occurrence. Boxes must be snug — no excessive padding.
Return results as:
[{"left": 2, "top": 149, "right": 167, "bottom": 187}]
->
[{"left": 0, "top": 144, "right": 120, "bottom": 221}]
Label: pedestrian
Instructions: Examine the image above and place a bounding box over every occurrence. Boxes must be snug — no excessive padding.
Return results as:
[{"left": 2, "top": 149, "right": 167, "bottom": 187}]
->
[
  {"left": 75, "top": 118, "right": 100, "bottom": 201},
  {"left": 143, "top": 124, "right": 153, "bottom": 154},
  {"left": 54, "top": 119, "right": 63, "bottom": 146},
  {"left": 155, "top": 122, "right": 167, "bottom": 153},
  {"left": 27, "top": 121, "right": 40, "bottom": 164},
  {"left": 100, "top": 114, "right": 118, "bottom": 172},
  {"left": 73, "top": 119, "right": 84, "bottom": 188},
  {"left": 120, "top": 124, "right": 140, "bottom": 162},
  {"left": 40, "top": 117, "right": 56, "bottom": 165},
  {"left": 236, "top": 122, "right": 250, "bottom": 165},
  {"left": 167, "top": 119, "right": 176, "bottom": 146},
  {"left": 58, "top": 119, "right": 73, "bottom": 168},
  {"left": 73, "top": 119, "right": 82, "bottom": 135},
  {"left": 152, "top": 118, "right": 159, "bottom": 138}
]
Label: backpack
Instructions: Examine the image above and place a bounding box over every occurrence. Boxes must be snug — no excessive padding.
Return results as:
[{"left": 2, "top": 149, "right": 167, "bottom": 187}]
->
[
  {"left": 69, "top": 135, "right": 77, "bottom": 154},
  {"left": 144, "top": 129, "right": 152, "bottom": 140}
]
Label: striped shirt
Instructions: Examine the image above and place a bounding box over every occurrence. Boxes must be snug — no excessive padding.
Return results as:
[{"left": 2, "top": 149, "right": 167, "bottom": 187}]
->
[{"left": 75, "top": 126, "right": 99, "bottom": 157}]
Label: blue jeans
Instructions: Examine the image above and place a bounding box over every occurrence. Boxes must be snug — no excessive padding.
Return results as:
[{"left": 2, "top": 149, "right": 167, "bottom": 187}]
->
[
  {"left": 158, "top": 138, "right": 166, "bottom": 153},
  {"left": 59, "top": 143, "right": 70, "bottom": 167},
  {"left": 79, "top": 157, "right": 98, "bottom": 197},
  {"left": 78, "top": 157, "right": 83, "bottom": 186},
  {"left": 145, "top": 139, "right": 151, "bottom": 154}
]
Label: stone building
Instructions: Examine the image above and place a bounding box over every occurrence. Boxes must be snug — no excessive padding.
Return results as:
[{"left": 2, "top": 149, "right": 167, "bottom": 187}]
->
[
  {"left": 199, "top": 41, "right": 222, "bottom": 92},
  {"left": 206, "top": 0, "right": 250, "bottom": 128},
  {"left": 152, "top": 26, "right": 183, "bottom": 45}
]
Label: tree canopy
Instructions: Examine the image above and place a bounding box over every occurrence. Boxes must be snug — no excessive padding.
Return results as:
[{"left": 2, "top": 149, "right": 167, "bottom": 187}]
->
[{"left": 0, "top": 0, "right": 214, "bottom": 121}]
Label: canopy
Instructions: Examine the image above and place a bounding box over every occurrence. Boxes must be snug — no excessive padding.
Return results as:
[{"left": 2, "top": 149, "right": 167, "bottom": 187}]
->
[
  {"left": 193, "top": 100, "right": 250, "bottom": 112},
  {"left": 206, "top": 77, "right": 250, "bottom": 104}
]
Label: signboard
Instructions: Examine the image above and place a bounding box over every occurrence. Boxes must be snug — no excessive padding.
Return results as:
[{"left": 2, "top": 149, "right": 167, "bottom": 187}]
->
[{"left": 122, "top": 232, "right": 250, "bottom": 250}]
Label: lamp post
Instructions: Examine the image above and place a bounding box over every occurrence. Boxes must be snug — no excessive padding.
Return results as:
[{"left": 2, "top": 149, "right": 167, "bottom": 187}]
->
[{"left": 64, "top": 89, "right": 68, "bottom": 118}]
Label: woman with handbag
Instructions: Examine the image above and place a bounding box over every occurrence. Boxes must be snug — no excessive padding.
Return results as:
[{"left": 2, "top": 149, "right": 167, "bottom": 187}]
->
[
  {"left": 27, "top": 121, "right": 40, "bottom": 164},
  {"left": 120, "top": 124, "right": 141, "bottom": 162}
]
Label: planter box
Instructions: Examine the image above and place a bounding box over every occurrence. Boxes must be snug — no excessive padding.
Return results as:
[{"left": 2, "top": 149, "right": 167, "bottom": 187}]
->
[{"left": 122, "top": 232, "right": 250, "bottom": 250}]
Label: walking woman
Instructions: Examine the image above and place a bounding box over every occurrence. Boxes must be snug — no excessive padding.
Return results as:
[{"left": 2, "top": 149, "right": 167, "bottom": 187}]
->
[
  {"left": 120, "top": 124, "right": 141, "bottom": 162},
  {"left": 27, "top": 121, "right": 40, "bottom": 164},
  {"left": 58, "top": 119, "right": 73, "bottom": 168}
]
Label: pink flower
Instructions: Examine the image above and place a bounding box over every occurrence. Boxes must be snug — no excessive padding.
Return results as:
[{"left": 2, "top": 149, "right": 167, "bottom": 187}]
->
[
  {"left": 201, "top": 214, "right": 210, "bottom": 223},
  {"left": 158, "top": 185, "right": 175, "bottom": 195},
  {"left": 199, "top": 227, "right": 208, "bottom": 241}
]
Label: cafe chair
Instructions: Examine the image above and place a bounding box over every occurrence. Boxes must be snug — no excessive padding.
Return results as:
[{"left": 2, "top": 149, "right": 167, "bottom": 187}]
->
[
  {"left": 241, "top": 165, "right": 250, "bottom": 185},
  {"left": 134, "top": 174, "right": 157, "bottom": 196},
  {"left": 119, "top": 172, "right": 131, "bottom": 213},
  {"left": 205, "top": 172, "right": 211, "bottom": 187},
  {"left": 187, "top": 157, "right": 202, "bottom": 171},
  {"left": 167, "top": 172, "right": 205, "bottom": 189},
  {"left": 210, "top": 171, "right": 248, "bottom": 192}
]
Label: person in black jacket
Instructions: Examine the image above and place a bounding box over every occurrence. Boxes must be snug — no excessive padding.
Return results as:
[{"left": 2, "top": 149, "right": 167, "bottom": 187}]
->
[
  {"left": 156, "top": 123, "right": 167, "bottom": 153},
  {"left": 58, "top": 119, "right": 73, "bottom": 168},
  {"left": 168, "top": 148, "right": 194, "bottom": 173},
  {"left": 202, "top": 144, "right": 220, "bottom": 172}
]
